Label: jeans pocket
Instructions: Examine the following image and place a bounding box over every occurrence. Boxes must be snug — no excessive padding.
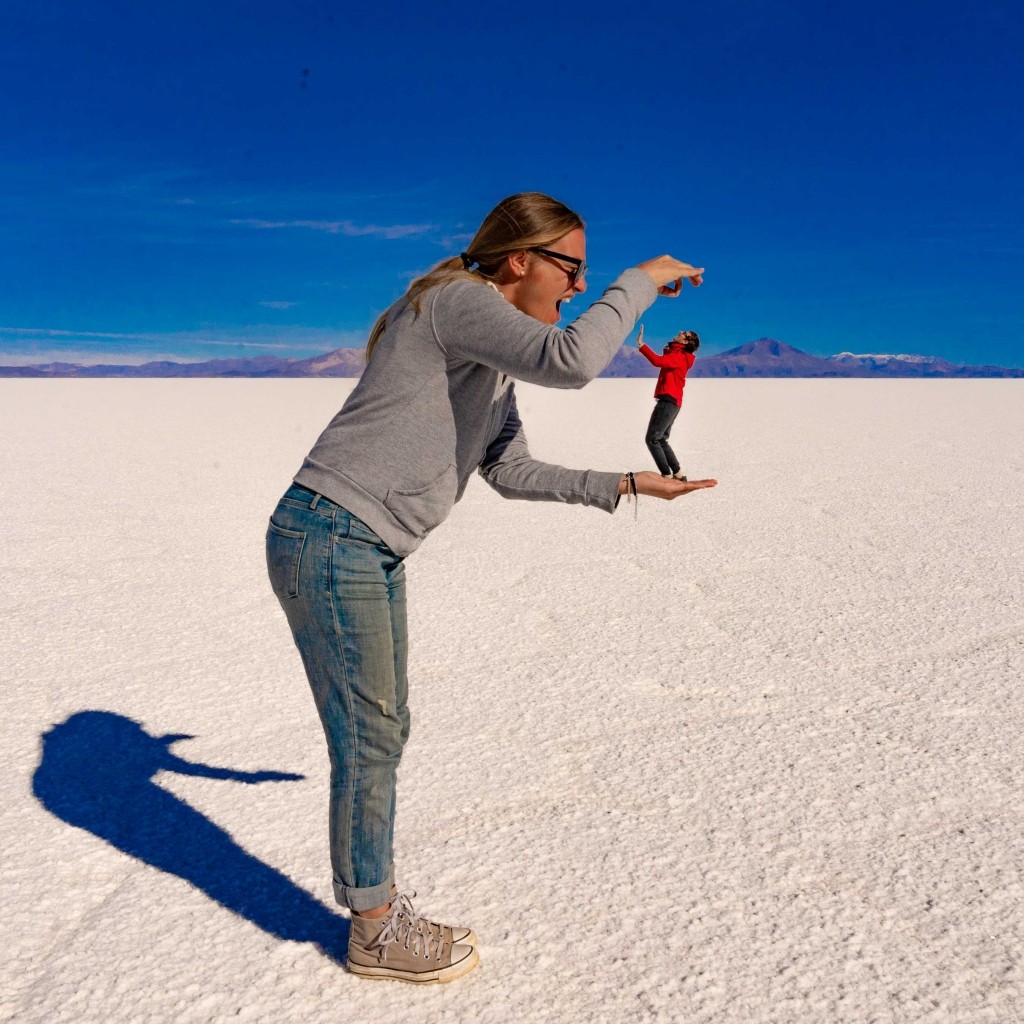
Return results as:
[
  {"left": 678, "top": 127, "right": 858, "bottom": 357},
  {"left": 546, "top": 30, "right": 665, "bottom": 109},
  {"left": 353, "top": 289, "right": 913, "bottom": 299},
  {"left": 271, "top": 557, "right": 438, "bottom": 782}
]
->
[{"left": 266, "top": 519, "right": 306, "bottom": 599}]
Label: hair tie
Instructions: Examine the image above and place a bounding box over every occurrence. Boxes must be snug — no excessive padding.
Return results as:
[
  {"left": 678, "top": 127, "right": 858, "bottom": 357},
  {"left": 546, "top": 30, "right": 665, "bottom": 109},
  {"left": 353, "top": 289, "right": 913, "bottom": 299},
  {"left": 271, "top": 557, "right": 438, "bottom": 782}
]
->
[{"left": 460, "top": 252, "right": 475, "bottom": 270}]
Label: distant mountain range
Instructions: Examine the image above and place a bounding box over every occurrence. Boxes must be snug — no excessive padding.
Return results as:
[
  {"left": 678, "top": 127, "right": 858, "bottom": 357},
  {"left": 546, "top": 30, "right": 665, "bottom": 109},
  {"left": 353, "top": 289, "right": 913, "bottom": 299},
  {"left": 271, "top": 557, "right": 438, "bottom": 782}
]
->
[
  {"left": 0, "top": 347, "right": 367, "bottom": 378},
  {"left": 603, "top": 338, "right": 1024, "bottom": 378},
  {"left": 2, "top": 338, "right": 1021, "bottom": 378}
]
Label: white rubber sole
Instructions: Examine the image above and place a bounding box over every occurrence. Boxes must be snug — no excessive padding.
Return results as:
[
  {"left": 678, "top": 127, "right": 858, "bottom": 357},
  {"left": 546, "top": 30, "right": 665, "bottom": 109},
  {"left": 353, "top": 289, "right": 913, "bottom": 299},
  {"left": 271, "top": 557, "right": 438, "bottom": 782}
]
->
[{"left": 347, "top": 947, "right": 480, "bottom": 985}]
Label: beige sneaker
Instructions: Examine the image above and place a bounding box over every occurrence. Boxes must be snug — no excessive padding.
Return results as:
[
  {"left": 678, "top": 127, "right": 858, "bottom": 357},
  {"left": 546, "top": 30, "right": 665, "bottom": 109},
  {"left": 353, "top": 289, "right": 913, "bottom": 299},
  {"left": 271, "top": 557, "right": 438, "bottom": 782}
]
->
[{"left": 348, "top": 892, "right": 479, "bottom": 984}]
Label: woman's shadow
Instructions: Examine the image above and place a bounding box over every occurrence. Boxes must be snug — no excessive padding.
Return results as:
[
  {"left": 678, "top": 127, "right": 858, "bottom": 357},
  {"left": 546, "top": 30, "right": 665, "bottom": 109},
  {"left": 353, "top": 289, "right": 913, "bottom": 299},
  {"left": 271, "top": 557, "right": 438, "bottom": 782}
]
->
[{"left": 32, "top": 710, "right": 349, "bottom": 963}]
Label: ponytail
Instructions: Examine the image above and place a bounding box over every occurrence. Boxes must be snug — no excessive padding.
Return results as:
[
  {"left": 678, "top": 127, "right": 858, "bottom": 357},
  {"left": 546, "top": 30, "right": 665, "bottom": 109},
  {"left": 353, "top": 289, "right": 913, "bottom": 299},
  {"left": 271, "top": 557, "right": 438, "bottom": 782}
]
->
[
  {"left": 365, "top": 255, "right": 475, "bottom": 361},
  {"left": 365, "top": 192, "right": 584, "bottom": 362}
]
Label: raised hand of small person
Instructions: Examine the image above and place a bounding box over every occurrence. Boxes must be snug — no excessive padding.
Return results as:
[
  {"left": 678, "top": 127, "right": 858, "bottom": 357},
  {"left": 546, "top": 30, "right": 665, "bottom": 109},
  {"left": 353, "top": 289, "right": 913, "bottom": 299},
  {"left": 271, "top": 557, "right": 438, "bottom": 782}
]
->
[
  {"left": 637, "top": 256, "right": 704, "bottom": 297},
  {"left": 636, "top": 323, "right": 645, "bottom": 349}
]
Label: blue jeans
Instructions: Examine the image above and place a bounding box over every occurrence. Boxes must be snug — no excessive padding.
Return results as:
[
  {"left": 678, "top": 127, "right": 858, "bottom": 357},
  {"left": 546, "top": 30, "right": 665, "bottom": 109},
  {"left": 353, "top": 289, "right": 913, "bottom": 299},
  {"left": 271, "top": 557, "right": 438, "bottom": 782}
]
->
[
  {"left": 266, "top": 484, "right": 409, "bottom": 912},
  {"left": 645, "top": 397, "right": 682, "bottom": 476}
]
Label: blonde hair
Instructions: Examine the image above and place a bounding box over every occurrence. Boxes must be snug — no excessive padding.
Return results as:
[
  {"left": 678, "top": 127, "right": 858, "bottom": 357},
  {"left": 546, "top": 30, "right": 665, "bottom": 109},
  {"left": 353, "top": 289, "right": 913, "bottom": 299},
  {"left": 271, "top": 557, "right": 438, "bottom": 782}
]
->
[{"left": 365, "top": 192, "right": 584, "bottom": 360}]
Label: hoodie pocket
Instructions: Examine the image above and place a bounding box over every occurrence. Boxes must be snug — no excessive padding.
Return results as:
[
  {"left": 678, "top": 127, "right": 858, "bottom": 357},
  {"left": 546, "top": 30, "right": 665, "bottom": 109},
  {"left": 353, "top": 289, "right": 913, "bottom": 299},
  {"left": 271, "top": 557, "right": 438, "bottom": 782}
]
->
[{"left": 383, "top": 463, "right": 457, "bottom": 539}]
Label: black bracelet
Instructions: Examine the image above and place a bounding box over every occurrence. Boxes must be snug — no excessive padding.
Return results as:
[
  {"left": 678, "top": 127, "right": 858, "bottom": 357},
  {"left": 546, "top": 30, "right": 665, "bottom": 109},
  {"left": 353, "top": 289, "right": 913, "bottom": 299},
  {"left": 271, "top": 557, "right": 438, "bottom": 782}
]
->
[{"left": 626, "top": 471, "right": 637, "bottom": 520}]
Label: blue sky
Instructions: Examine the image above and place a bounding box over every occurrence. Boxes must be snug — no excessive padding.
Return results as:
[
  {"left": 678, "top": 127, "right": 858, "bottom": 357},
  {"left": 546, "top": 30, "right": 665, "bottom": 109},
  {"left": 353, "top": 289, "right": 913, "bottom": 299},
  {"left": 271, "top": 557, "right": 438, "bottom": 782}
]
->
[{"left": 1, "top": 0, "right": 1022, "bottom": 367}]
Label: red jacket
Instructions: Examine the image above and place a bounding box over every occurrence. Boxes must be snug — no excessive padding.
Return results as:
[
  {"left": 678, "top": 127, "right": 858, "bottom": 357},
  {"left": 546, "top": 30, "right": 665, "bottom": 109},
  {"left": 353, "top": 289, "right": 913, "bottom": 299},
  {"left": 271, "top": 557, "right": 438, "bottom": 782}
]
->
[{"left": 638, "top": 342, "right": 695, "bottom": 406}]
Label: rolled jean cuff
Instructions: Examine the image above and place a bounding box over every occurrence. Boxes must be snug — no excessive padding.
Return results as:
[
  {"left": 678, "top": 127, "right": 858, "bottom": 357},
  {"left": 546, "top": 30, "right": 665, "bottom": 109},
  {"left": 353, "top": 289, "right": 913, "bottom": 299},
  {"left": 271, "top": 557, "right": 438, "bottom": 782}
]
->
[{"left": 333, "top": 866, "right": 395, "bottom": 912}]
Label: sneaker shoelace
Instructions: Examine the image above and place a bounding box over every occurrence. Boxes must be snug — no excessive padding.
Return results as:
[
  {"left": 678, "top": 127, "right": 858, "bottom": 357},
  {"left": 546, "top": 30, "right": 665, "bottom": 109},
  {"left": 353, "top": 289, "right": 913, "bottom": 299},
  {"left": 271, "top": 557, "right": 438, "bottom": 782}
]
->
[{"left": 368, "top": 891, "right": 447, "bottom": 963}]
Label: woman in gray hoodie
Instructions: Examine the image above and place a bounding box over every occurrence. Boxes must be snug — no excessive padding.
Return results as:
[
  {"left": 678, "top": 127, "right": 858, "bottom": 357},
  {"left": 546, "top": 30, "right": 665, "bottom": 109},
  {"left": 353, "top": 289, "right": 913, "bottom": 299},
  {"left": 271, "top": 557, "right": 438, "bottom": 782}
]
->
[{"left": 266, "top": 192, "right": 716, "bottom": 983}]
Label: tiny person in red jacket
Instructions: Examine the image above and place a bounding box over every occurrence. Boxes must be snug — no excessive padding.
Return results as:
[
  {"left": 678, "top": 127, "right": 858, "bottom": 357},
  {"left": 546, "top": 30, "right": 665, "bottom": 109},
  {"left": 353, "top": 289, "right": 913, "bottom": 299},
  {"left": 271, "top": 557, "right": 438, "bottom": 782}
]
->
[{"left": 637, "top": 324, "right": 700, "bottom": 480}]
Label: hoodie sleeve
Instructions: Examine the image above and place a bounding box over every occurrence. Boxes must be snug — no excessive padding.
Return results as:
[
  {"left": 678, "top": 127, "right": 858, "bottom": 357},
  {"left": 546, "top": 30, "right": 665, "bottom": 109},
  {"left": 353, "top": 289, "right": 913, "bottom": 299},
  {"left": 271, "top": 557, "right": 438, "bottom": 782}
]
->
[
  {"left": 638, "top": 344, "right": 695, "bottom": 370},
  {"left": 431, "top": 268, "right": 658, "bottom": 389},
  {"left": 477, "top": 390, "right": 622, "bottom": 511}
]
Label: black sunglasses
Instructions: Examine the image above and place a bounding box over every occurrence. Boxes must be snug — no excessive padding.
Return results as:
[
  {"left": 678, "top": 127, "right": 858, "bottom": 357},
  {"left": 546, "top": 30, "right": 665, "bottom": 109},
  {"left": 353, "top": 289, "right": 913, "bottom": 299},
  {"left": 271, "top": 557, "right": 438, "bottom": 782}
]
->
[{"left": 531, "top": 247, "right": 588, "bottom": 286}]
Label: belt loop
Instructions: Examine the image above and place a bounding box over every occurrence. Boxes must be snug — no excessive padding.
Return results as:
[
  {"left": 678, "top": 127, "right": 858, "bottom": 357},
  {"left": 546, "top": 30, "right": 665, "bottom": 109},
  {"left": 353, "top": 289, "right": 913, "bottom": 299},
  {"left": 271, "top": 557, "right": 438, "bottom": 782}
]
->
[{"left": 309, "top": 492, "right": 322, "bottom": 510}]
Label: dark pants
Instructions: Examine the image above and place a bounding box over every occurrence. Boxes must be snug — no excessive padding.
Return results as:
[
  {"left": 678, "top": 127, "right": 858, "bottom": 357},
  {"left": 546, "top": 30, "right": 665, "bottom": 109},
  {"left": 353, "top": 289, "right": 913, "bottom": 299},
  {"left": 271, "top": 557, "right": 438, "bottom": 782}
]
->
[{"left": 645, "top": 396, "right": 682, "bottom": 476}]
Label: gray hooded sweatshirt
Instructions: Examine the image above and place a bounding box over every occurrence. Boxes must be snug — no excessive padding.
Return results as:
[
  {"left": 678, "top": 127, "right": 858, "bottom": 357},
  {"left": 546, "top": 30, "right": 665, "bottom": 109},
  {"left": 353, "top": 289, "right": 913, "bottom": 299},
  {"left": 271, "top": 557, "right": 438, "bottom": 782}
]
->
[{"left": 293, "top": 267, "right": 658, "bottom": 557}]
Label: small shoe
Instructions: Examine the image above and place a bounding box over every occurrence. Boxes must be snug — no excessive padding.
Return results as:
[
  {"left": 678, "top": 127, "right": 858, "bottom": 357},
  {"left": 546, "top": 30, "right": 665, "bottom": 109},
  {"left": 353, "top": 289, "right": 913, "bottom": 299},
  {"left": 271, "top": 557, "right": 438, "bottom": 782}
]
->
[
  {"left": 348, "top": 892, "right": 479, "bottom": 984},
  {"left": 672, "top": 471, "right": 688, "bottom": 481}
]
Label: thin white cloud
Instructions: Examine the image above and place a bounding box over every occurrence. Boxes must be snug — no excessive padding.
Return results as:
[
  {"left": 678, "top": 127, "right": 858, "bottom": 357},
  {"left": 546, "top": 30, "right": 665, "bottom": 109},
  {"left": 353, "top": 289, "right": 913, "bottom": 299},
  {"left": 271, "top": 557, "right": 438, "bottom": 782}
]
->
[
  {"left": 258, "top": 301, "right": 299, "bottom": 310},
  {"left": 230, "top": 218, "right": 434, "bottom": 239},
  {"left": 1, "top": 327, "right": 155, "bottom": 342},
  {"left": 439, "top": 232, "right": 474, "bottom": 249},
  {"left": 0, "top": 325, "right": 360, "bottom": 346}
]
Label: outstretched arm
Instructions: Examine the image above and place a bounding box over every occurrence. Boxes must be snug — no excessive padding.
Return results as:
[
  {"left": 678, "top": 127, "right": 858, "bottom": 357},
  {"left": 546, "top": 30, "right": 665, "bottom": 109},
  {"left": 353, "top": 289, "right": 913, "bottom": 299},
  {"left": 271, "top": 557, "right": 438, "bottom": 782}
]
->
[
  {"left": 479, "top": 391, "right": 716, "bottom": 509},
  {"left": 434, "top": 255, "right": 704, "bottom": 389},
  {"left": 435, "top": 271, "right": 657, "bottom": 389},
  {"left": 163, "top": 752, "right": 304, "bottom": 784},
  {"left": 477, "top": 392, "right": 622, "bottom": 511},
  {"left": 637, "top": 345, "right": 695, "bottom": 370},
  {"left": 637, "top": 337, "right": 659, "bottom": 366}
]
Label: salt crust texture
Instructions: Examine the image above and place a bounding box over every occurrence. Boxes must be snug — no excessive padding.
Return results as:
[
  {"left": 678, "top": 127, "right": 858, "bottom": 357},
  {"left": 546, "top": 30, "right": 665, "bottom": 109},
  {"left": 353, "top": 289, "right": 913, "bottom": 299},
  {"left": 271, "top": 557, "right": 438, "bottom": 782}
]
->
[{"left": 2, "top": 379, "right": 1022, "bottom": 1024}]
